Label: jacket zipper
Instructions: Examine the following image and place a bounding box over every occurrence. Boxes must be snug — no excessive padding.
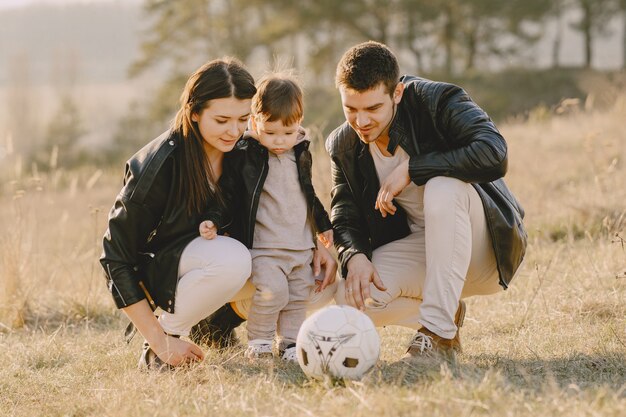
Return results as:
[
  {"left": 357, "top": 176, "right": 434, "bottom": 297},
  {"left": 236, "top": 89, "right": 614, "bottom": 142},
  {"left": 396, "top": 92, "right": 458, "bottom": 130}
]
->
[
  {"left": 248, "top": 161, "right": 266, "bottom": 245},
  {"left": 146, "top": 217, "right": 163, "bottom": 244},
  {"left": 106, "top": 263, "right": 127, "bottom": 306},
  {"left": 221, "top": 217, "right": 233, "bottom": 231}
]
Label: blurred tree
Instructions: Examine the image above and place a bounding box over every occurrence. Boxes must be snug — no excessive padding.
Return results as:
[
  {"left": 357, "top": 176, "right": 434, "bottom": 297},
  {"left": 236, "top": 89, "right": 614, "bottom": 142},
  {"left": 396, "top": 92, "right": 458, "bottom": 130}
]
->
[
  {"left": 619, "top": 0, "right": 626, "bottom": 69},
  {"left": 129, "top": 0, "right": 306, "bottom": 78},
  {"left": 108, "top": 0, "right": 625, "bottom": 160},
  {"left": 397, "top": 0, "right": 551, "bottom": 76},
  {"left": 439, "top": 0, "right": 459, "bottom": 76},
  {"left": 132, "top": 0, "right": 244, "bottom": 76},
  {"left": 111, "top": 0, "right": 295, "bottom": 161},
  {"left": 283, "top": 0, "right": 406, "bottom": 82},
  {"left": 108, "top": 101, "right": 163, "bottom": 164},
  {"left": 397, "top": 0, "right": 441, "bottom": 73},
  {"left": 455, "top": 0, "right": 550, "bottom": 72},
  {"left": 36, "top": 48, "right": 90, "bottom": 169},
  {"left": 293, "top": 0, "right": 401, "bottom": 45},
  {"left": 546, "top": 0, "right": 571, "bottom": 68},
  {"left": 286, "top": 0, "right": 548, "bottom": 79},
  {"left": 108, "top": 72, "right": 188, "bottom": 163},
  {"left": 128, "top": 0, "right": 562, "bottom": 86},
  {"left": 41, "top": 94, "right": 87, "bottom": 169},
  {"left": 570, "top": 0, "right": 617, "bottom": 68},
  {"left": 6, "top": 53, "right": 39, "bottom": 158}
]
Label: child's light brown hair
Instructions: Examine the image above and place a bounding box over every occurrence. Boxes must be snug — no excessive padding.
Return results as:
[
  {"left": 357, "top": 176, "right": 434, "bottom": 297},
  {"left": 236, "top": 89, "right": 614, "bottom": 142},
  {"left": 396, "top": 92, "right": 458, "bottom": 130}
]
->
[{"left": 252, "top": 73, "right": 303, "bottom": 125}]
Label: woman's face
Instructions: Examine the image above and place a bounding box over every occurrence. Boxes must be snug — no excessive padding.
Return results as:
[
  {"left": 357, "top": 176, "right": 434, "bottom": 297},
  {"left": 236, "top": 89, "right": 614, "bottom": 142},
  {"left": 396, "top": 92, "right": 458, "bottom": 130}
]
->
[{"left": 192, "top": 97, "right": 252, "bottom": 154}]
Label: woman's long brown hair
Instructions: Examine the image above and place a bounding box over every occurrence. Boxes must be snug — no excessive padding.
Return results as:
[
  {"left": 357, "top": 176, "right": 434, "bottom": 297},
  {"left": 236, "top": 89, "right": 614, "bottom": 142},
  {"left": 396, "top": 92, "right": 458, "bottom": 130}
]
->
[{"left": 172, "top": 58, "right": 256, "bottom": 216}]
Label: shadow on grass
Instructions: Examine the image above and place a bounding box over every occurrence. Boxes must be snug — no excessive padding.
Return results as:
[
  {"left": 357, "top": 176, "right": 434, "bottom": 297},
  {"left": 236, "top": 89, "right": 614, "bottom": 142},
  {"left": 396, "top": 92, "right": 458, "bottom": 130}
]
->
[
  {"left": 219, "top": 352, "right": 310, "bottom": 386},
  {"left": 462, "top": 353, "right": 626, "bottom": 391},
  {"left": 367, "top": 353, "right": 626, "bottom": 392},
  {"left": 154, "top": 338, "right": 626, "bottom": 392},
  {"left": 197, "top": 350, "right": 626, "bottom": 392}
]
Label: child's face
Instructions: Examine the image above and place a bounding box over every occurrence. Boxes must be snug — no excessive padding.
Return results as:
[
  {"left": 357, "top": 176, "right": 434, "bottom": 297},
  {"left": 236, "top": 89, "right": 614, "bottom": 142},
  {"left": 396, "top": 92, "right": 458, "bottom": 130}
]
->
[{"left": 253, "top": 118, "right": 300, "bottom": 155}]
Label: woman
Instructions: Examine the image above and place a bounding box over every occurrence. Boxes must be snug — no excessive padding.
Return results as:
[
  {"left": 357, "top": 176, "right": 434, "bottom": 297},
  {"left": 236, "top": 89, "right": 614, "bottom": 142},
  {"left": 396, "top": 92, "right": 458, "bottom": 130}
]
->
[
  {"left": 101, "top": 58, "right": 256, "bottom": 369},
  {"left": 102, "top": 58, "right": 339, "bottom": 369}
]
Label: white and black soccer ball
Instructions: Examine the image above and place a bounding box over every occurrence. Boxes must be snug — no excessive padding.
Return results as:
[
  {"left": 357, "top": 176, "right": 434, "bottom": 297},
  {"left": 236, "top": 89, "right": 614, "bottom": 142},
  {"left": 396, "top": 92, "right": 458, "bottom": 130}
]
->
[{"left": 296, "top": 305, "right": 380, "bottom": 380}]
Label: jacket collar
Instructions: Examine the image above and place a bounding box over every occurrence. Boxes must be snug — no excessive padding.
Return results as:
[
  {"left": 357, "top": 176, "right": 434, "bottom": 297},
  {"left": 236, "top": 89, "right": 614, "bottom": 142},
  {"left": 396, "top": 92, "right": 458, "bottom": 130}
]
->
[
  {"left": 387, "top": 111, "right": 405, "bottom": 154},
  {"left": 387, "top": 99, "right": 419, "bottom": 156}
]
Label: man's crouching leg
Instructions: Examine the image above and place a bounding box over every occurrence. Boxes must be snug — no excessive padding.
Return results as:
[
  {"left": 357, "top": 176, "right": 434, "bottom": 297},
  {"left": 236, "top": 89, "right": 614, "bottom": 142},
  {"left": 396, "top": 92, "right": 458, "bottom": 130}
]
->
[{"left": 406, "top": 176, "right": 499, "bottom": 362}]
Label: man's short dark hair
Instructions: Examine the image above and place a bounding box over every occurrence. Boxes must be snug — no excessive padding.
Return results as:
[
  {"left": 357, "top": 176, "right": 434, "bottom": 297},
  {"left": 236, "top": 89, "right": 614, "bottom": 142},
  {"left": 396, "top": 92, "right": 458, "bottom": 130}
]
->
[{"left": 335, "top": 41, "right": 399, "bottom": 96}]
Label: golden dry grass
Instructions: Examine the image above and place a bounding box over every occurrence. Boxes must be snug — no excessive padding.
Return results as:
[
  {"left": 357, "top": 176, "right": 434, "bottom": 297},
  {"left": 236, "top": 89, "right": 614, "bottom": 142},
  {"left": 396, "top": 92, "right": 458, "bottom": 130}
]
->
[{"left": 0, "top": 99, "right": 625, "bottom": 416}]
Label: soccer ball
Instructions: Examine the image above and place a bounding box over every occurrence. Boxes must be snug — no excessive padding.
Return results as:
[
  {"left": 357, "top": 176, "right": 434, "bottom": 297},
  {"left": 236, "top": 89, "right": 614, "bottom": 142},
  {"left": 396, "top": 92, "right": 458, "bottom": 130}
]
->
[{"left": 296, "top": 305, "right": 380, "bottom": 380}]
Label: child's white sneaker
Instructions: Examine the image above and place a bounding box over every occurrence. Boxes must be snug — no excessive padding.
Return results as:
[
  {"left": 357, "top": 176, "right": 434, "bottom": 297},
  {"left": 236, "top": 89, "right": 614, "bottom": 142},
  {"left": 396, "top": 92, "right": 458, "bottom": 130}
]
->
[
  {"left": 245, "top": 339, "right": 273, "bottom": 359},
  {"left": 280, "top": 344, "right": 298, "bottom": 363}
]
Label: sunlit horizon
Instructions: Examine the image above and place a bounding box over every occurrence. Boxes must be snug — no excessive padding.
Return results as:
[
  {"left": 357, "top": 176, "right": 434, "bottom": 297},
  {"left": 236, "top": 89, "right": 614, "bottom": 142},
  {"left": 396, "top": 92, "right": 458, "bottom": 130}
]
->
[{"left": 0, "top": 0, "right": 134, "bottom": 10}]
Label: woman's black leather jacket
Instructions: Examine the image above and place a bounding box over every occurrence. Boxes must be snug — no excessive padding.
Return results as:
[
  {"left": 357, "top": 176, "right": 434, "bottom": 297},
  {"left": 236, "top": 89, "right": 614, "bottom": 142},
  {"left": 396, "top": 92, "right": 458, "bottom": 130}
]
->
[{"left": 100, "top": 129, "right": 230, "bottom": 312}]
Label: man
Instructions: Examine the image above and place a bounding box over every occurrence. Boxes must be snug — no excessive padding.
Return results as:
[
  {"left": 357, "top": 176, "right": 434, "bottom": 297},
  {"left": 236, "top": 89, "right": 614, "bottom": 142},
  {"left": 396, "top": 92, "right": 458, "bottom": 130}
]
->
[{"left": 326, "top": 41, "right": 527, "bottom": 360}]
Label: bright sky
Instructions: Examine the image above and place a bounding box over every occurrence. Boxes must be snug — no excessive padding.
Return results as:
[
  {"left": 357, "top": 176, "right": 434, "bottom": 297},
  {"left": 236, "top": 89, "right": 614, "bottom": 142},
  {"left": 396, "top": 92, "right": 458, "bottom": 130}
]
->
[{"left": 0, "top": 0, "right": 120, "bottom": 9}]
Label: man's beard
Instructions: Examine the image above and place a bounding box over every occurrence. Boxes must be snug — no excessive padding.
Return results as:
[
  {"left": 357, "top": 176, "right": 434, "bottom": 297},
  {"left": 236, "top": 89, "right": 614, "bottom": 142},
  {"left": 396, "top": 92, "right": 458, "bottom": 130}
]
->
[
  {"left": 357, "top": 103, "right": 396, "bottom": 144},
  {"left": 358, "top": 129, "right": 379, "bottom": 143}
]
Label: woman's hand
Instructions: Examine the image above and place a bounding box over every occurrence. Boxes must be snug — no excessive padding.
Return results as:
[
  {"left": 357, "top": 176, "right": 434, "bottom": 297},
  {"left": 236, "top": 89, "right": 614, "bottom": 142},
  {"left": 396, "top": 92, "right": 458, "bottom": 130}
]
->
[
  {"left": 152, "top": 335, "right": 205, "bottom": 366},
  {"left": 312, "top": 243, "right": 338, "bottom": 293},
  {"left": 122, "top": 300, "right": 205, "bottom": 367}
]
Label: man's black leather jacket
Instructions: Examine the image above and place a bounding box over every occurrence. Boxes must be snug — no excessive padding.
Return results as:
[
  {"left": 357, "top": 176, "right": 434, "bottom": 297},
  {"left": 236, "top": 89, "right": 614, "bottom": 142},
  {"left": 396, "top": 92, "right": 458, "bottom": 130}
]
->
[
  {"left": 222, "top": 132, "right": 332, "bottom": 248},
  {"left": 326, "top": 75, "right": 527, "bottom": 289}
]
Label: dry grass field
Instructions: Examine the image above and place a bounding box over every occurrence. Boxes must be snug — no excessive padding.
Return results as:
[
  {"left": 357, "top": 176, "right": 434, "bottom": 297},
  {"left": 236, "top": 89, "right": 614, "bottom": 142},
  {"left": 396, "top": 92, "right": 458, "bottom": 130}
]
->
[{"left": 0, "top": 98, "right": 625, "bottom": 416}]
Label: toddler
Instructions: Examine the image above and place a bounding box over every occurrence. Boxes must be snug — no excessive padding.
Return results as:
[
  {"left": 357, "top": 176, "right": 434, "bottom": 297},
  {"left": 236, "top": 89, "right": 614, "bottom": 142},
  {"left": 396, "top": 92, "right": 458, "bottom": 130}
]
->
[{"left": 199, "top": 73, "right": 333, "bottom": 361}]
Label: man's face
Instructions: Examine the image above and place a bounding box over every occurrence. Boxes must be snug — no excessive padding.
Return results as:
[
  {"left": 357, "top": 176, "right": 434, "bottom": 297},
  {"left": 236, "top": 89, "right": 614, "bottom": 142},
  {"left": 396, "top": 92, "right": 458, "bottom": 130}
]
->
[{"left": 339, "top": 82, "right": 403, "bottom": 144}]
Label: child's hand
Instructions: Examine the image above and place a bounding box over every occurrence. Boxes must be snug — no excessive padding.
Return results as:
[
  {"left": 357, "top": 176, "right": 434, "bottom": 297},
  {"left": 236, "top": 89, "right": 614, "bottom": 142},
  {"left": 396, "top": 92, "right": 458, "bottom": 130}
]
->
[
  {"left": 199, "top": 220, "right": 217, "bottom": 240},
  {"left": 317, "top": 229, "right": 334, "bottom": 248}
]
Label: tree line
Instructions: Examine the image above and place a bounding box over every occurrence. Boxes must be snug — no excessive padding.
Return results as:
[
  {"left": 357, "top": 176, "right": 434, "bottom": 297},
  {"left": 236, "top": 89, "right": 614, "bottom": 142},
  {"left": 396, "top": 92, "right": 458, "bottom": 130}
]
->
[
  {"left": 7, "top": 0, "right": 625, "bottom": 171},
  {"left": 97, "top": 0, "right": 626, "bottom": 162},
  {"left": 131, "top": 0, "right": 626, "bottom": 80}
]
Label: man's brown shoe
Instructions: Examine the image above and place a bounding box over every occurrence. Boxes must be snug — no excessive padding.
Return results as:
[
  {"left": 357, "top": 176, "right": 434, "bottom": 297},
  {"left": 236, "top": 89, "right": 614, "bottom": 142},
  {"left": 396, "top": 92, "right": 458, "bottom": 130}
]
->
[
  {"left": 404, "top": 300, "right": 466, "bottom": 360},
  {"left": 452, "top": 299, "right": 466, "bottom": 353}
]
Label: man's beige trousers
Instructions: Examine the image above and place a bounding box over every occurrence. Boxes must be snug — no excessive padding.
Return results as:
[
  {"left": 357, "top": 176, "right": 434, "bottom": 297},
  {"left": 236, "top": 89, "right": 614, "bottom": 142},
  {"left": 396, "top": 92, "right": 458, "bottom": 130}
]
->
[{"left": 335, "top": 176, "right": 502, "bottom": 339}]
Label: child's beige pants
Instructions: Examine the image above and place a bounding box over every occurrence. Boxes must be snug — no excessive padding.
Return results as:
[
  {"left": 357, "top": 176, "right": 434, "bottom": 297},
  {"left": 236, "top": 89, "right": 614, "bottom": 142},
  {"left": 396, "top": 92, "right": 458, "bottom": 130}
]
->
[{"left": 245, "top": 248, "right": 316, "bottom": 345}]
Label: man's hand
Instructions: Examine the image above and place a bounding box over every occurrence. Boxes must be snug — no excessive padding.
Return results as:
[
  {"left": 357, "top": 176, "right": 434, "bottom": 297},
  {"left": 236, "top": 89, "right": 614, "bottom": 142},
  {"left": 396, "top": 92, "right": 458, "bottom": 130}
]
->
[
  {"left": 312, "top": 244, "right": 338, "bottom": 293},
  {"left": 345, "top": 253, "right": 386, "bottom": 310},
  {"left": 199, "top": 220, "right": 217, "bottom": 240},
  {"left": 375, "top": 159, "right": 410, "bottom": 217},
  {"left": 152, "top": 334, "right": 205, "bottom": 366}
]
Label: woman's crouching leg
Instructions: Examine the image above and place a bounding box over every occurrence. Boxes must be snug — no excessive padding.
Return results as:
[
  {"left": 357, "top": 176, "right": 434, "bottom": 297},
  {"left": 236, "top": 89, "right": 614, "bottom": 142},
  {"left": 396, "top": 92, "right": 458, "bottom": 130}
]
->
[{"left": 159, "top": 236, "right": 251, "bottom": 337}]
